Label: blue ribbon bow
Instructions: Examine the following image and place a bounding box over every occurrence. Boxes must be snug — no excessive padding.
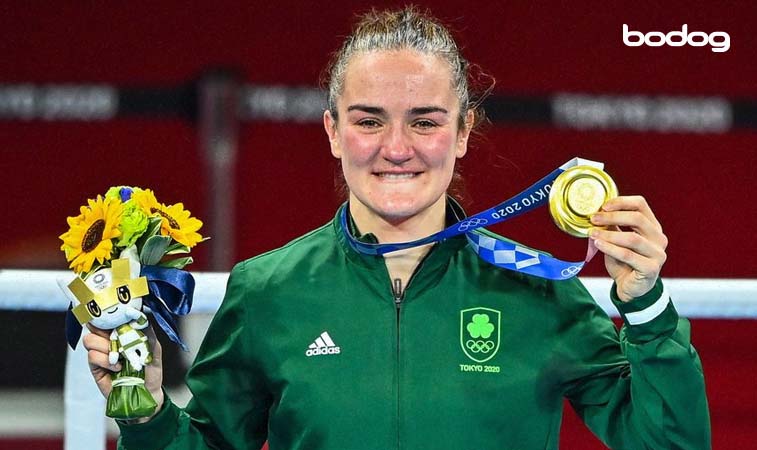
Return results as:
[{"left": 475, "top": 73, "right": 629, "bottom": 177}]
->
[{"left": 65, "top": 265, "right": 195, "bottom": 351}]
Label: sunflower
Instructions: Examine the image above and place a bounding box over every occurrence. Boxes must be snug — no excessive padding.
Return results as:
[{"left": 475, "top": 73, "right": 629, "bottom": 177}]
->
[
  {"left": 151, "top": 202, "right": 204, "bottom": 248},
  {"left": 131, "top": 188, "right": 160, "bottom": 215},
  {"left": 130, "top": 188, "right": 203, "bottom": 247},
  {"left": 59, "top": 195, "right": 123, "bottom": 274}
]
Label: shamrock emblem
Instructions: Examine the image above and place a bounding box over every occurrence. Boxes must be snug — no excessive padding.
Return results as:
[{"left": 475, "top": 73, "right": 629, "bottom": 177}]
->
[{"left": 466, "top": 313, "right": 494, "bottom": 339}]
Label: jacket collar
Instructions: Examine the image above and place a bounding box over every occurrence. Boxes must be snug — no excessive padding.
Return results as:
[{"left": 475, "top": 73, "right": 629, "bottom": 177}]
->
[{"left": 333, "top": 197, "right": 470, "bottom": 273}]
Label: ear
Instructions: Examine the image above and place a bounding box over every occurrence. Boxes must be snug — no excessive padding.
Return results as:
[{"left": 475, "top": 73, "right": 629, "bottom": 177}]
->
[
  {"left": 455, "top": 109, "right": 475, "bottom": 159},
  {"left": 324, "top": 110, "right": 341, "bottom": 159}
]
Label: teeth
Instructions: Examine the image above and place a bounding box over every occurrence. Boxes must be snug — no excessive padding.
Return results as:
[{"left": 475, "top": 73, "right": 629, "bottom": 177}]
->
[{"left": 379, "top": 173, "right": 416, "bottom": 179}]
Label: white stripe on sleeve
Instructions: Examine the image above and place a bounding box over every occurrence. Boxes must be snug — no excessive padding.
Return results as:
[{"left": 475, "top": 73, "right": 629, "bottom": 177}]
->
[{"left": 624, "top": 288, "right": 671, "bottom": 325}]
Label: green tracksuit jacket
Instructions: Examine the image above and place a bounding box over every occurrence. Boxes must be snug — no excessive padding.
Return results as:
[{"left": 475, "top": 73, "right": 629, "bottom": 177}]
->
[{"left": 118, "top": 204, "right": 711, "bottom": 450}]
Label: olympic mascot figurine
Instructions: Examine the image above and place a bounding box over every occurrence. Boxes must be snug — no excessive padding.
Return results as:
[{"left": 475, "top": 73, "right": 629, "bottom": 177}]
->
[{"left": 63, "top": 248, "right": 157, "bottom": 419}]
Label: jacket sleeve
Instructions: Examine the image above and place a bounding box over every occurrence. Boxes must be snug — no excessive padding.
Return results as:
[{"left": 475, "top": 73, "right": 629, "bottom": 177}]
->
[
  {"left": 560, "top": 278, "right": 711, "bottom": 450},
  {"left": 117, "top": 261, "right": 271, "bottom": 450}
]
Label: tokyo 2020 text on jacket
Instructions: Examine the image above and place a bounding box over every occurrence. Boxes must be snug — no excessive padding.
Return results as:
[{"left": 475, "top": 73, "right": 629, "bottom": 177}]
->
[{"left": 117, "top": 202, "right": 711, "bottom": 450}]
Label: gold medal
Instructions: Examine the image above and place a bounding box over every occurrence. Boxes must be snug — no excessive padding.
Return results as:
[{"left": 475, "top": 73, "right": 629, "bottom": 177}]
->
[{"left": 549, "top": 165, "right": 618, "bottom": 237}]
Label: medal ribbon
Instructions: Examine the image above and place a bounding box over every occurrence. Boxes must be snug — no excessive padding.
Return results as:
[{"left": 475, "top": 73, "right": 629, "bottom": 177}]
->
[{"left": 341, "top": 157, "right": 601, "bottom": 280}]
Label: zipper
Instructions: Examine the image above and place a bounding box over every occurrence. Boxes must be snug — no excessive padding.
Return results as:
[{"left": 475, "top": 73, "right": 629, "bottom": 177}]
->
[
  {"left": 392, "top": 277, "right": 404, "bottom": 450},
  {"left": 392, "top": 278, "right": 404, "bottom": 310},
  {"left": 390, "top": 249, "right": 432, "bottom": 450}
]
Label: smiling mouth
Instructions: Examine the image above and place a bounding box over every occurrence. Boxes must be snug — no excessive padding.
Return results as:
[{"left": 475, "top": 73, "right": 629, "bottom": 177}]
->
[
  {"left": 107, "top": 309, "right": 117, "bottom": 314},
  {"left": 374, "top": 172, "right": 421, "bottom": 180}
]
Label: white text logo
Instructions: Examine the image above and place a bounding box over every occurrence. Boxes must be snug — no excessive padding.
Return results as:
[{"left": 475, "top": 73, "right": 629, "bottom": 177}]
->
[
  {"left": 623, "top": 24, "right": 730, "bottom": 53},
  {"left": 306, "top": 331, "right": 341, "bottom": 357}
]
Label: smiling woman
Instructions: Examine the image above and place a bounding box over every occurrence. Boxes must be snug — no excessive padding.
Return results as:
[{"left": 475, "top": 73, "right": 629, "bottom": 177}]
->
[
  {"left": 82, "top": 6, "right": 711, "bottom": 450},
  {"left": 323, "top": 49, "right": 471, "bottom": 260},
  {"left": 320, "top": 8, "right": 485, "bottom": 286},
  {"left": 327, "top": 57, "right": 468, "bottom": 282}
]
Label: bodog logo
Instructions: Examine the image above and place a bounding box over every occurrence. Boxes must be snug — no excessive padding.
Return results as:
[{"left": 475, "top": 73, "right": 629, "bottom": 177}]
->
[{"left": 623, "top": 24, "right": 730, "bottom": 53}]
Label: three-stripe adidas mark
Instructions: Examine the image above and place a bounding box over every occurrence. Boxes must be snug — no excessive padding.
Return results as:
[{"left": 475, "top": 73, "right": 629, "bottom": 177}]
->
[{"left": 305, "top": 331, "right": 341, "bottom": 357}]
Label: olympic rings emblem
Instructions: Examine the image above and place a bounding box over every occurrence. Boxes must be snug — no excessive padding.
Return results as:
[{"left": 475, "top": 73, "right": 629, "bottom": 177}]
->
[
  {"left": 561, "top": 265, "right": 581, "bottom": 277},
  {"left": 466, "top": 339, "right": 495, "bottom": 353},
  {"left": 458, "top": 217, "right": 488, "bottom": 232}
]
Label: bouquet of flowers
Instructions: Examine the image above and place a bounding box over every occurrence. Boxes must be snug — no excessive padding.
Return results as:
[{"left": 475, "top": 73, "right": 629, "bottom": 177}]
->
[{"left": 58, "top": 186, "right": 206, "bottom": 420}]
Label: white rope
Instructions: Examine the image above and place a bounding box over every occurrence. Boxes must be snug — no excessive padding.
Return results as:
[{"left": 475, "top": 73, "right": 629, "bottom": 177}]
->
[
  {"left": 2, "top": 269, "right": 756, "bottom": 318},
  {"left": 1, "top": 269, "right": 756, "bottom": 450},
  {"left": 0, "top": 270, "right": 229, "bottom": 313}
]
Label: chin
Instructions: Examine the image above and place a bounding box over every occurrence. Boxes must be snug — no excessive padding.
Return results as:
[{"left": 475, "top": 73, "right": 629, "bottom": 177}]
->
[
  {"left": 370, "top": 196, "right": 434, "bottom": 221},
  {"left": 350, "top": 183, "right": 446, "bottom": 222}
]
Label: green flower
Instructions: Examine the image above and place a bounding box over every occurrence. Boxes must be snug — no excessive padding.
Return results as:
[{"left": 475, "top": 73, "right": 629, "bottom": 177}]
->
[
  {"left": 106, "top": 186, "right": 140, "bottom": 203},
  {"left": 105, "top": 186, "right": 123, "bottom": 200},
  {"left": 116, "top": 201, "right": 149, "bottom": 247},
  {"left": 467, "top": 314, "right": 494, "bottom": 339}
]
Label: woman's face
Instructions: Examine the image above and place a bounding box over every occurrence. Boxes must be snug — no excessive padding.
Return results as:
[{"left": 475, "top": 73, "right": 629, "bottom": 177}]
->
[{"left": 324, "top": 49, "right": 472, "bottom": 224}]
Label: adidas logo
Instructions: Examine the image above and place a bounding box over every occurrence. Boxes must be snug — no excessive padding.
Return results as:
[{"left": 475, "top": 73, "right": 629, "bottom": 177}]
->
[{"left": 305, "top": 331, "right": 341, "bottom": 357}]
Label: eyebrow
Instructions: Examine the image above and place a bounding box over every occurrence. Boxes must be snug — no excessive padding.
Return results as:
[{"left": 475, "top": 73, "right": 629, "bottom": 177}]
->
[
  {"left": 347, "top": 104, "right": 386, "bottom": 115},
  {"left": 409, "top": 106, "right": 448, "bottom": 115},
  {"left": 346, "top": 104, "right": 449, "bottom": 116}
]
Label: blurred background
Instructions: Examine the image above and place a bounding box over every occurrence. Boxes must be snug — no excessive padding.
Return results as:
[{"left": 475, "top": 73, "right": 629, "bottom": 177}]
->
[{"left": 1, "top": 1, "right": 755, "bottom": 449}]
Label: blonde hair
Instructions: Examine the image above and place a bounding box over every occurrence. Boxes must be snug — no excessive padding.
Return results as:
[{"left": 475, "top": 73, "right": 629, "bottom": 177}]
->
[{"left": 324, "top": 6, "right": 490, "bottom": 130}]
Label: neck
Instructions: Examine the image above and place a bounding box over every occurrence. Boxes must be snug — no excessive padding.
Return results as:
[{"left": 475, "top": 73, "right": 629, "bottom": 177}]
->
[
  {"left": 348, "top": 194, "right": 447, "bottom": 244},
  {"left": 348, "top": 194, "right": 447, "bottom": 288}
]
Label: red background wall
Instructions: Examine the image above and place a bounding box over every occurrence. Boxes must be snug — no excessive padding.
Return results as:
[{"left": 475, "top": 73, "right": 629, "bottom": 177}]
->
[{"left": 1, "top": 1, "right": 755, "bottom": 448}]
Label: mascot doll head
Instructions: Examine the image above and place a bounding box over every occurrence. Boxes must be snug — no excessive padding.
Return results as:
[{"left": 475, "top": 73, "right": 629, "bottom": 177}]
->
[{"left": 67, "top": 248, "right": 149, "bottom": 331}]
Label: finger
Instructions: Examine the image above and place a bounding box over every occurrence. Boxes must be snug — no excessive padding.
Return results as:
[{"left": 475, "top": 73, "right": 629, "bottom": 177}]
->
[
  {"left": 143, "top": 326, "right": 162, "bottom": 364},
  {"left": 601, "top": 195, "right": 662, "bottom": 230},
  {"left": 594, "top": 210, "right": 669, "bottom": 251},
  {"left": 86, "top": 324, "right": 111, "bottom": 339},
  {"left": 592, "top": 238, "right": 661, "bottom": 277},
  {"left": 591, "top": 210, "right": 662, "bottom": 242},
  {"left": 143, "top": 324, "right": 157, "bottom": 344},
  {"left": 590, "top": 228, "right": 667, "bottom": 262},
  {"left": 82, "top": 333, "right": 110, "bottom": 354},
  {"left": 88, "top": 349, "right": 121, "bottom": 372}
]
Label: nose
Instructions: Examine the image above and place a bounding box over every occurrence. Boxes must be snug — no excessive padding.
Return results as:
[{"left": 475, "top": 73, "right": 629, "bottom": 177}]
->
[{"left": 381, "top": 124, "right": 413, "bottom": 164}]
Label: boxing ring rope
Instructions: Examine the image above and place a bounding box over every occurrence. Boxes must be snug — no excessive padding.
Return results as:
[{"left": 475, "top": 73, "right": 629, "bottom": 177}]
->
[
  {"left": 3, "top": 75, "right": 757, "bottom": 450},
  {"left": 4, "top": 271, "right": 757, "bottom": 318},
  {"left": 1, "top": 270, "right": 757, "bottom": 450}
]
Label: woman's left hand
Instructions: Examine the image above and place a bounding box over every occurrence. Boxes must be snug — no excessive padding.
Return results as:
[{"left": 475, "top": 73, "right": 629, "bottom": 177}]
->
[{"left": 589, "top": 195, "right": 668, "bottom": 302}]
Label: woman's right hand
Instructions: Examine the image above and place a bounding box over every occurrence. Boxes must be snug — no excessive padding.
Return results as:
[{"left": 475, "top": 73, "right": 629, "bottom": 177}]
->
[{"left": 82, "top": 324, "right": 165, "bottom": 423}]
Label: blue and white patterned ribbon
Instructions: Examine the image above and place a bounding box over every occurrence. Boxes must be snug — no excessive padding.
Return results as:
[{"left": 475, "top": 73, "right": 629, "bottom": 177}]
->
[{"left": 340, "top": 157, "right": 602, "bottom": 280}]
